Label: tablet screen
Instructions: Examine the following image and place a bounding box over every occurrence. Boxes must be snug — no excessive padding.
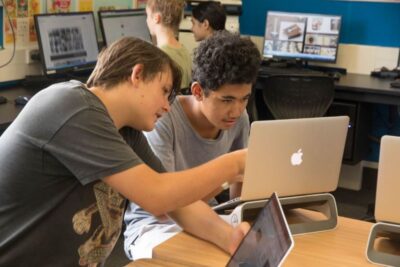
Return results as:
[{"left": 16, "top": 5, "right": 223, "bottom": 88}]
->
[{"left": 226, "top": 193, "right": 294, "bottom": 267}]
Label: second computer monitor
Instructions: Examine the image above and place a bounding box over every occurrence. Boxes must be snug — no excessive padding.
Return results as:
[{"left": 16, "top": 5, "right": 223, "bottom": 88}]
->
[
  {"left": 263, "top": 11, "right": 341, "bottom": 63},
  {"left": 34, "top": 12, "right": 99, "bottom": 75},
  {"left": 98, "top": 9, "right": 152, "bottom": 46}
]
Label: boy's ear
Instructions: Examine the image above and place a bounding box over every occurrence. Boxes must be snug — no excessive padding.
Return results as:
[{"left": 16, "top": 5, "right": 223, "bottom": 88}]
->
[
  {"left": 153, "top": 12, "right": 161, "bottom": 24},
  {"left": 203, "top": 19, "right": 210, "bottom": 30},
  {"left": 130, "top": 64, "right": 144, "bottom": 87},
  {"left": 191, "top": 82, "right": 204, "bottom": 100}
]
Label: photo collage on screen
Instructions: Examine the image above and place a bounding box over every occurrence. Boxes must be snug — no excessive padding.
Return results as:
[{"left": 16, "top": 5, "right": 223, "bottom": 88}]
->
[{"left": 263, "top": 11, "right": 341, "bottom": 61}]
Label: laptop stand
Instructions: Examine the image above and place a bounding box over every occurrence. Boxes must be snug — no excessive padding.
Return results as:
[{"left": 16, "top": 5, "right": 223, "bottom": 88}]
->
[
  {"left": 366, "top": 222, "right": 400, "bottom": 266},
  {"left": 220, "top": 193, "right": 338, "bottom": 235}
]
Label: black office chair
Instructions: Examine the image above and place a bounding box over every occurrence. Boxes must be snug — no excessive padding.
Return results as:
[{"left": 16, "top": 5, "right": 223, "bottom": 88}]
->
[{"left": 262, "top": 74, "right": 335, "bottom": 119}]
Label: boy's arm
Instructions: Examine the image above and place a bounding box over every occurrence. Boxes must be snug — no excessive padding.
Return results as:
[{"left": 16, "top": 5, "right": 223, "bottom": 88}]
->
[
  {"left": 103, "top": 149, "right": 246, "bottom": 216},
  {"left": 168, "top": 201, "right": 250, "bottom": 254}
]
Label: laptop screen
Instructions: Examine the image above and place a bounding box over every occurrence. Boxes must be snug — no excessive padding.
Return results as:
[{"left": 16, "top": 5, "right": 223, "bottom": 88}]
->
[{"left": 226, "top": 193, "right": 294, "bottom": 267}]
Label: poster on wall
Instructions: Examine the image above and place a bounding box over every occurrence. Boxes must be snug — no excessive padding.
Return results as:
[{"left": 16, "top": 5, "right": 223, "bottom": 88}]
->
[
  {"left": 29, "top": 0, "right": 40, "bottom": 42},
  {"left": 47, "top": 0, "right": 72, "bottom": 13},
  {"left": 78, "top": 0, "right": 93, "bottom": 11},
  {"left": 3, "top": 0, "right": 41, "bottom": 46},
  {"left": 16, "top": 0, "right": 28, "bottom": 17},
  {"left": 29, "top": 0, "right": 40, "bottom": 16},
  {"left": 135, "top": 0, "right": 147, "bottom": 8},
  {"left": 4, "top": 0, "right": 16, "bottom": 18},
  {"left": 94, "top": 0, "right": 132, "bottom": 11},
  {"left": 4, "top": 0, "right": 16, "bottom": 45},
  {"left": 16, "top": 18, "right": 29, "bottom": 47},
  {"left": 5, "top": 18, "right": 17, "bottom": 45}
]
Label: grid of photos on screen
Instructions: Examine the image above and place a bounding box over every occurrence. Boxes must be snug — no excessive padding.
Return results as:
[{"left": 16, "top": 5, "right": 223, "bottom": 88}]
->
[
  {"left": 263, "top": 11, "right": 341, "bottom": 62},
  {"left": 34, "top": 12, "right": 99, "bottom": 74}
]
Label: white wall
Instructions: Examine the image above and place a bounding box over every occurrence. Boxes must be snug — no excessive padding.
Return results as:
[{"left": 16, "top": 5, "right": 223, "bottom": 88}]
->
[
  {"left": 0, "top": 45, "right": 42, "bottom": 82},
  {"left": 1, "top": 29, "right": 399, "bottom": 83}
]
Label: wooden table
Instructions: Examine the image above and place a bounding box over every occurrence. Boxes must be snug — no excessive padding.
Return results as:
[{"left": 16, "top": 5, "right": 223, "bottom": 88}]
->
[{"left": 127, "top": 216, "right": 377, "bottom": 266}]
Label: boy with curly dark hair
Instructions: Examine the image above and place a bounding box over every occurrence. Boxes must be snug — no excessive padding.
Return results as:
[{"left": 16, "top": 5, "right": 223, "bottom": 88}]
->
[{"left": 124, "top": 31, "right": 261, "bottom": 261}]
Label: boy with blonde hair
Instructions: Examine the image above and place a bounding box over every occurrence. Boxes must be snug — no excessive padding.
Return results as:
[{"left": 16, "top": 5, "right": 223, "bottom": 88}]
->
[{"left": 146, "top": 0, "right": 192, "bottom": 91}]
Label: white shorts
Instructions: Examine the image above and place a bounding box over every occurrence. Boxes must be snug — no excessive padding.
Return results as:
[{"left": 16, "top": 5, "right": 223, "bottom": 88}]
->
[{"left": 129, "top": 224, "right": 182, "bottom": 261}]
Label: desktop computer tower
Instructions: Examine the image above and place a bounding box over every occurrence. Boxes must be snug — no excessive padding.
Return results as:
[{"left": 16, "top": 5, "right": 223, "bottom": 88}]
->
[{"left": 326, "top": 101, "right": 370, "bottom": 164}]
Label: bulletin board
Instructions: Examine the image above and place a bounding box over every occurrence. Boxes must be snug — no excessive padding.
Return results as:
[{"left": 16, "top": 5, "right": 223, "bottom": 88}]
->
[{"left": 1, "top": 0, "right": 137, "bottom": 49}]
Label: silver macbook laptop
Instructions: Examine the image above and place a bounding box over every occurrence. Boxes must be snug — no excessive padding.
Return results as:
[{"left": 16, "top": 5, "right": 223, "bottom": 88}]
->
[
  {"left": 226, "top": 192, "right": 294, "bottom": 267},
  {"left": 215, "top": 116, "right": 349, "bottom": 211},
  {"left": 374, "top": 135, "right": 400, "bottom": 224}
]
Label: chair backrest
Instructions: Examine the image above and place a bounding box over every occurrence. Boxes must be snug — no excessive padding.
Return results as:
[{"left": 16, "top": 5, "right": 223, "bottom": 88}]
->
[{"left": 262, "top": 74, "right": 335, "bottom": 119}]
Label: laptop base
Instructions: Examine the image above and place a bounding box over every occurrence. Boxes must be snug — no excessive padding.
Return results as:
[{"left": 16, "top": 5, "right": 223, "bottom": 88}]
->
[
  {"left": 366, "top": 222, "right": 400, "bottom": 266},
  {"left": 220, "top": 193, "right": 338, "bottom": 235}
]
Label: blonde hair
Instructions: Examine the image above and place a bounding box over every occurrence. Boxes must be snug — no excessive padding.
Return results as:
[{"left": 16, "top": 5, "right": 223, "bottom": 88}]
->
[{"left": 147, "top": 0, "right": 185, "bottom": 31}]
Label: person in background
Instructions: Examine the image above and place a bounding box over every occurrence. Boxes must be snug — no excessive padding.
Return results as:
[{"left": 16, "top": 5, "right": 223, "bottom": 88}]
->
[
  {"left": 191, "top": 1, "right": 227, "bottom": 41},
  {"left": 0, "top": 37, "right": 249, "bottom": 266},
  {"left": 146, "top": 0, "right": 192, "bottom": 91},
  {"left": 124, "top": 32, "right": 262, "bottom": 261}
]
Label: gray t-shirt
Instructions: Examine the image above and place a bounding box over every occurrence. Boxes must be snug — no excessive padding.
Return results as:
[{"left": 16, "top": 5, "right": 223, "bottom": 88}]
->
[
  {"left": 0, "top": 81, "right": 164, "bottom": 266},
  {"left": 124, "top": 97, "right": 249, "bottom": 254}
]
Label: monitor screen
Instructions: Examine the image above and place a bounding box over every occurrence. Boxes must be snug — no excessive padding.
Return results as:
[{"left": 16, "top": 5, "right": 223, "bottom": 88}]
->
[
  {"left": 34, "top": 12, "right": 99, "bottom": 75},
  {"left": 263, "top": 11, "right": 341, "bottom": 63},
  {"left": 98, "top": 9, "right": 152, "bottom": 46}
]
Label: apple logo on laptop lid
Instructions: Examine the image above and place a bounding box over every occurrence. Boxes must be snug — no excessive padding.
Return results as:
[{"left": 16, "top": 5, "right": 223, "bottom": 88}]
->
[{"left": 291, "top": 149, "right": 303, "bottom": 166}]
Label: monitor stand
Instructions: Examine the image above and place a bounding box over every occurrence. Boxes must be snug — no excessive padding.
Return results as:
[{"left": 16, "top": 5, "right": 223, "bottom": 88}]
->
[
  {"left": 220, "top": 193, "right": 338, "bottom": 235},
  {"left": 264, "top": 59, "right": 305, "bottom": 69},
  {"left": 264, "top": 58, "right": 347, "bottom": 75},
  {"left": 366, "top": 222, "right": 400, "bottom": 266}
]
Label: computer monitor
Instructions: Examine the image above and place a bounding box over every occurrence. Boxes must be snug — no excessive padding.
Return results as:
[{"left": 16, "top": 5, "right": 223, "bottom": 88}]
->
[
  {"left": 98, "top": 9, "right": 152, "bottom": 46},
  {"left": 34, "top": 12, "right": 99, "bottom": 75},
  {"left": 263, "top": 11, "right": 341, "bottom": 63}
]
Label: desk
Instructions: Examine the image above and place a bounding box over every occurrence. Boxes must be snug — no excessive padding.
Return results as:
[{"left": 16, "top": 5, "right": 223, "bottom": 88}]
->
[
  {"left": 0, "top": 87, "right": 36, "bottom": 132},
  {"left": 0, "top": 74, "right": 396, "bottom": 132},
  {"left": 255, "top": 73, "right": 398, "bottom": 105},
  {"left": 334, "top": 73, "right": 400, "bottom": 105},
  {"left": 129, "top": 216, "right": 375, "bottom": 267}
]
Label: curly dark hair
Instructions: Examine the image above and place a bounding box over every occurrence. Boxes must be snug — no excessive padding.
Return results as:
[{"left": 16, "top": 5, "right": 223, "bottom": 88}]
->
[{"left": 192, "top": 31, "right": 261, "bottom": 95}]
